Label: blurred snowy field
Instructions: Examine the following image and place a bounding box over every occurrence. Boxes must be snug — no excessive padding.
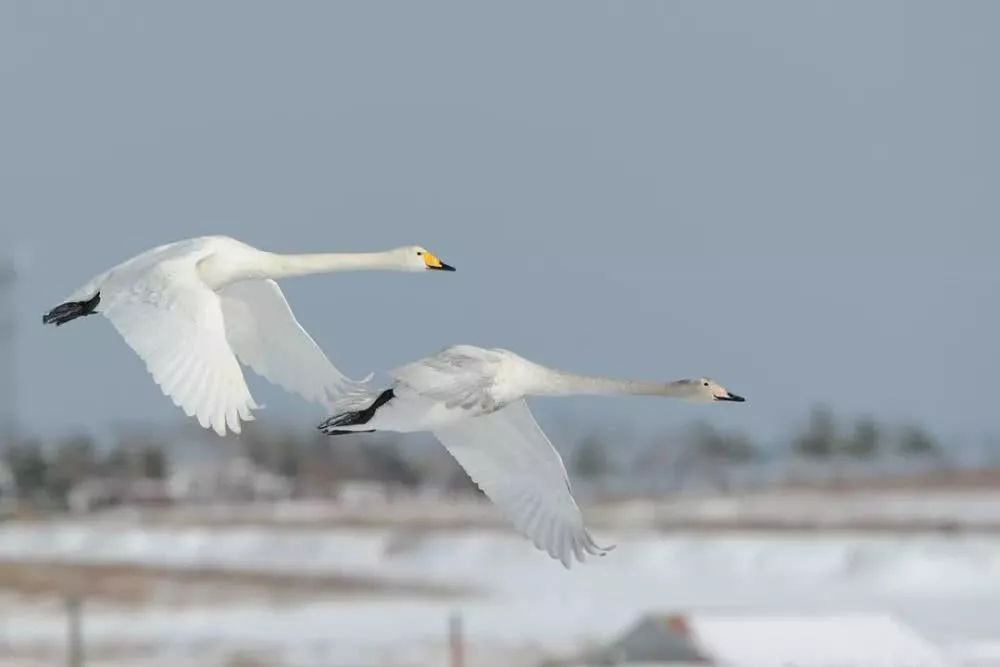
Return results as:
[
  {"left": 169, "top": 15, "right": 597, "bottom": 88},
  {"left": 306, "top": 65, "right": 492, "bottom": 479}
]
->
[{"left": 0, "top": 491, "right": 999, "bottom": 666}]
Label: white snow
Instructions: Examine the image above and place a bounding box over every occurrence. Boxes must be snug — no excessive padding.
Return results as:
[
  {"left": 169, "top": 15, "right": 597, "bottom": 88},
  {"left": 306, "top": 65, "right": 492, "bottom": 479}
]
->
[
  {"left": 692, "top": 613, "right": 952, "bottom": 667},
  {"left": 598, "top": 488, "right": 1000, "bottom": 530},
  {"left": 0, "top": 496, "right": 999, "bottom": 665}
]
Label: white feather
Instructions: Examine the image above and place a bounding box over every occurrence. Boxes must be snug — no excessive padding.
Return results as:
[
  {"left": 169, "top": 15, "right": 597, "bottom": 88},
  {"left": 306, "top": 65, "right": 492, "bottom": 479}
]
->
[
  {"left": 102, "top": 274, "right": 257, "bottom": 437},
  {"left": 433, "top": 400, "right": 612, "bottom": 568},
  {"left": 219, "top": 279, "right": 366, "bottom": 406}
]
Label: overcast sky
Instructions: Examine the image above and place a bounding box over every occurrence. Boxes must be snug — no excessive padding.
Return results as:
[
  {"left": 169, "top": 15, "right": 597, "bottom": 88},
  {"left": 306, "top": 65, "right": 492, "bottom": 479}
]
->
[{"left": 2, "top": 1, "right": 997, "bottom": 447}]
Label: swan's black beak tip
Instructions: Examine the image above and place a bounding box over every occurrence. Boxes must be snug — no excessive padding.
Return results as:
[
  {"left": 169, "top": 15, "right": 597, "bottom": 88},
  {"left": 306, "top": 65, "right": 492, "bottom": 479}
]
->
[
  {"left": 716, "top": 392, "right": 746, "bottom": 403},
  {"left": 432, "top": 262, "right": 456, "bottom": 272}
]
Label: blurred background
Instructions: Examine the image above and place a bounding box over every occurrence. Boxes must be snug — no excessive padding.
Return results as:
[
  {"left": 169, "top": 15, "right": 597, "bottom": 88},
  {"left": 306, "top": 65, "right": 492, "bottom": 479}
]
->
[{"left": 1, "top": 1, "right": 998, "bottom": 666}]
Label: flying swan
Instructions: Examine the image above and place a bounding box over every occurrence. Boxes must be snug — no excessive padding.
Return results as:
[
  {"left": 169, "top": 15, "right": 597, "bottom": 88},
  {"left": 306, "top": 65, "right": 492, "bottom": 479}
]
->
[
  {"left": 43, "top": 235, "right": 456, "bottom": 435},
  {"left": 318, "top": 344, "right": 745, "bottom": 567}
]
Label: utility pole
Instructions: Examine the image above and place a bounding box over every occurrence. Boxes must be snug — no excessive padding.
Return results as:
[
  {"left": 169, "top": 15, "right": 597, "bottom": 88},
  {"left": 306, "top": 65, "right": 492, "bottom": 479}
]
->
[
  {"left": 448, "top": 612, "right": 464, "bottom": 667},
  {"left": 66, "top": 596, "right": 85, "bottom": 667},
  {"left": 0, "top": 258, "right": 16, "bottom": 450}
]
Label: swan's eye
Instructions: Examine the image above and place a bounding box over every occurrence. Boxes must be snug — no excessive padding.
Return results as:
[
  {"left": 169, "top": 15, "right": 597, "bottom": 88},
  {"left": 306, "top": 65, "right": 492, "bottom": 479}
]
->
[
  {"left": 703, "top": 382, "right": 709, "bottom": 387},
  {"left": 416, "top": 251, "right": 423, "bottom": 256}
]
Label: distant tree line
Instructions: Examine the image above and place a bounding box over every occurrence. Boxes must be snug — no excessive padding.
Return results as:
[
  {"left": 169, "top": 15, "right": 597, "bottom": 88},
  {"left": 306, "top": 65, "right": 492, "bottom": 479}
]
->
[
  {"left": 567, "top": 405, "right": 945, "bottom": 491},
  {"left": 233, "top": 425, "right": 478, "bottom": 496},
  {"left": 0, "top": 424, "right": 475, "bottom": 509},
  {"left": 0, "top": 404, "right": 951, "bottom": 509},
  {"left": 792, "top": 405, "right": 941, "bottom": 460},
  {"left": 1, "top": 432, "right": 166, "bottom": 508}
]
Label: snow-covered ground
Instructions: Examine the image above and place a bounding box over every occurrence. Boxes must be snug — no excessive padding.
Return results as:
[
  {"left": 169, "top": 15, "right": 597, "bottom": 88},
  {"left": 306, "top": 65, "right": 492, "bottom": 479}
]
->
[
  {"left": 597, "top": 488, "right": 1000, "bottom": 530},
  {"left": 126, "top": 486, "right": 1000, "bottom": 531},
  {"left": 0, "top": 495, "right": 999, "bottom": 666}
]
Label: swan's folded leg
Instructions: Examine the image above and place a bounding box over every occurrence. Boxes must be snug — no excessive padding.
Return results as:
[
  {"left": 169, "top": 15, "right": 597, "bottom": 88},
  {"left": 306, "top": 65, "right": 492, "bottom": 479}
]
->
[{"left": 318, "top": 388, "right": 395, "bottom": 434}]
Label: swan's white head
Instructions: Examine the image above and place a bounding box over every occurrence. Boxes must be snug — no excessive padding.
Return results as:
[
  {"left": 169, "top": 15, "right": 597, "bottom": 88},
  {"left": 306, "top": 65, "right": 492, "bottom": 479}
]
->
[
  {"left": 678, "top": 377, "right": 746, "bottom": 403},
  {"left": 390, "top": 246, "right": 456, "bottom": 272}
]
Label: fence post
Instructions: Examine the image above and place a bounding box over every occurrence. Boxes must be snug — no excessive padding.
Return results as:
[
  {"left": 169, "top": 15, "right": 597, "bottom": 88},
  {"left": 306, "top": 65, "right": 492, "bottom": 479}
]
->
[
  {"left": 448, "top": 611, "right": 464, "bottom": 667},
  {"left": 66, "top": 596, "right": 84, "bottom": 667}
]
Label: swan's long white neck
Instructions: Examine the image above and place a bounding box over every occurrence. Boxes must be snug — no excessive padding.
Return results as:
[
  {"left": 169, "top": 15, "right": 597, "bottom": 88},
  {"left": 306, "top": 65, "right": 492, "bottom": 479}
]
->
[
  {"left": 530, "top": 368, "right": 696, "bottom": 399},
  {"left": 258, "top": 251, "right": 405, "bottom": 279},
  {"left": 199, "top": 250, "right": 406, "bottom": 287}
]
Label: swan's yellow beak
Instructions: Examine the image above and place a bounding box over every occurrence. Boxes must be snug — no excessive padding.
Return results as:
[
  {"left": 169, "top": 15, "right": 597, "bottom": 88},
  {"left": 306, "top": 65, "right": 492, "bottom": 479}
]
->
[{"left": 423, "top": 251, "right": 456, "bottom": 271}]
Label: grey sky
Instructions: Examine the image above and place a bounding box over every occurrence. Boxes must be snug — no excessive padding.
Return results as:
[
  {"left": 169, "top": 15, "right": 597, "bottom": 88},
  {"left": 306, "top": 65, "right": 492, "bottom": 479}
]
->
[{"left": 2, "top": 1, "right": 997, "bottom": 445}]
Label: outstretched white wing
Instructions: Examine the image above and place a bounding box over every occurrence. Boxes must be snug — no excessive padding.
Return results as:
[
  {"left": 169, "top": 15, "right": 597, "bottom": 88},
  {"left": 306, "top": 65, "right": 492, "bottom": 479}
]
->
[
  {"left": 432, "top": 399, "right": 612, "bottom": 568},
  {"left": 391, "top": 345, "right": 503, "bottom": 412},
  {"left": 219, "top": 279, "right": 364, "bottom": 406},
  {"left": 103, "top": 280, "right": 258, "bottom": 436}
]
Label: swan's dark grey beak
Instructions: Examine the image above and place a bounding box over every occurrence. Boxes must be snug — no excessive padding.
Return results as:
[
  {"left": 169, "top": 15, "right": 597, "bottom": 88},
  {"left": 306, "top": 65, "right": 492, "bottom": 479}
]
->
[
  {"left": 715, "top": 392, "right": 746, "bottom": 402},
  {"left": 429, "top": 261, "right": 456, "bottom": 272}
]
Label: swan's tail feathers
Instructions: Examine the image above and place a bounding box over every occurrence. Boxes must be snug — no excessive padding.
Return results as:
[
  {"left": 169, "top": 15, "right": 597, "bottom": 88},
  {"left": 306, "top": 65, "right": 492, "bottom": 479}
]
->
[
  {"left": 42, "top": 292, "right": 101, "bottom": 326},
  {"left": 318, "top": 388, "right": 395, "bottom": 436}
]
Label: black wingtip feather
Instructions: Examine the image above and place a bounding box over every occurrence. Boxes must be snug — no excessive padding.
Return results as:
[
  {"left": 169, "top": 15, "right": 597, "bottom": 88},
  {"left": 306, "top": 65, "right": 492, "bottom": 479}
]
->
[{"left": 43, "top": 292, "right": 101, "bottom": 326}]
